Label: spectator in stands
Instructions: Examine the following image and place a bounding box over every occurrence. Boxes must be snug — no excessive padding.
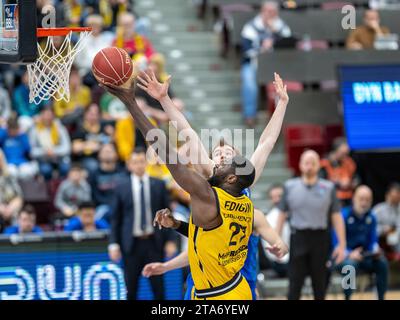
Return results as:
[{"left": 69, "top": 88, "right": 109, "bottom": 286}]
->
[
  {"left": 75, "top": 14, "right": 114, "bottom": 86},
  {"left": 0, "top": 149, "right": 23, "bottom": 230},
  {"left": 334, "top": 185, "right": 388, "bottom": 300},
  {"left": 99, "top": 91, "right": 130, "bottom": 121},
  {"left": 264, "top": 184, "right": 289, "bottom": 277},
  {"left": 320, "top": 137, "right": 358, "bottom": 207},
  {"left": 64, "top": 201, "right": 109, "bottom": 232},
  {"left": 373, "top": 182, "right": 400, "bottom": 258},
  {"left": 12, "top": 70, "right": 47, "bottom": 131},
  {"left": 240, "top": 1, "right": 291, "bottom": 128},
  {"left": 108, "top": 148, "right": 177, "bottom": 300},
  {"left": 71, "top": 103, "right": 114, "bottom": 174},
  {"left": 29, "top": 105, "right": 71, "bottom": 180},
  {"left": 86, "top": 0, "right": 131, "bottom": 30},
  {"left": 55, "top": 165, "right": 92, "bottom": 219},
  {"left": 276, "top": 150, "right": 346, "bottom": 300},
  {"left": 3, "top": 205, "right": 43, "bottom": 235},
  {"left": 0, "top": 83, "right": 11, "bottom": 127},
  {"left": 114, "top": 103, "right": 159, "bottom": 161},
  {"left": 53, "top": 66, "right": 92, "bottom": 126},
  {"left": 0, "top": 117, "right": 38, "bottom": 180},
  {"left": 146, "top": 147, "right": 191, "bottom": 219},
  {"left": 346, "top": 10, "right": 391, "bottom": 50},
  {"left": 88, "top": 143, "right": 127, "bottom": 222},
  {"left": 113, "top": 12, "right": 155, "bottom": 60},
  {"left": 64, "top": 0, "right": 90, "bottom": 28}
]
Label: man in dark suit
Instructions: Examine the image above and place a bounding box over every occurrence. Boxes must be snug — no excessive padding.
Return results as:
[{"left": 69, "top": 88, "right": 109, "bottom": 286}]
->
[{"left": 108, "top": 147, "right": 177, "bottom": 300}]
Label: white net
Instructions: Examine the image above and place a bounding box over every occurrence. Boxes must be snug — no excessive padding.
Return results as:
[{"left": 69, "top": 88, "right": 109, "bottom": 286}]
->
[{"left": 27, "top": 30, "right": 91, "bottom": 105}]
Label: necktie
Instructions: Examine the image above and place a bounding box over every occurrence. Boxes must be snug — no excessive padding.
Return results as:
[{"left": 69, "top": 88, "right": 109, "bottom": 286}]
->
[{"left": 140, "top": 179, "right": 147, "bottom": 231}]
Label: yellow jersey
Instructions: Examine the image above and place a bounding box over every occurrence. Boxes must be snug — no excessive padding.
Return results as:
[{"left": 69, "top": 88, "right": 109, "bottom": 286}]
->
[{"left": 188, "top": 187, "right": 254, "bottom": 299}]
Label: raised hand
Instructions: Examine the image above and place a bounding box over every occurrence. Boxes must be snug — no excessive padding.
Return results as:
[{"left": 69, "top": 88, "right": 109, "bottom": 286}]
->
[
  {"left": 100, "top": 78, "right": 136, "bottom": 104},
  {"left": 273, "top": 72, "right": 289, "bottom": 103},
  {"left": 137, "top": 69, "right": 171, "bottom": 101},
  {"left": 153, "top": 208, "right": 180, "bottom": 230}
]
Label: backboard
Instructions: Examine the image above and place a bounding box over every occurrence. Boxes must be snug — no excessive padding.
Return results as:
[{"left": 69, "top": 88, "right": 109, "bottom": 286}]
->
[{"left": 0, "top": 0, "right": 37, "bottom": 64}]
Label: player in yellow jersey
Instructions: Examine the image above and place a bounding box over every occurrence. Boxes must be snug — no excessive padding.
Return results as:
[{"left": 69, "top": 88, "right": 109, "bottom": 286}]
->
[
  {"left": 187, "top": 185, "right": 254, "bottom": 300},
  {"left": 101, "top": 72, "right": 257, "bottom": 300}
]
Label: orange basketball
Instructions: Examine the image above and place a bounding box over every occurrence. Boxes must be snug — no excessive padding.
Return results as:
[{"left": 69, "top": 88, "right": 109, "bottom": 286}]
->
[{"left": 92, "top": 47, "right": 134, "bottom": 87}]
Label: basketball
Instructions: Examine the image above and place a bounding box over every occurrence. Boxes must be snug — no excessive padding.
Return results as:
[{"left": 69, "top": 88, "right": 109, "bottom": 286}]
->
[{"left": 92, "top": 47, "right": 134, "bottom": 88}]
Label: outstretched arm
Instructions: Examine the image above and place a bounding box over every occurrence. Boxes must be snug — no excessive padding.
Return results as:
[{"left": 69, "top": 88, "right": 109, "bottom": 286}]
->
[
  {"left": 142, "top": 251, "right": 189, "bottom": 278},
  {"left": 276, "top": 211, "right": 288, "bottom": 237},
  {"left": 137, "top": 70, "right": 215, "bottom": 178},
  {"left": 250, "top": 73, "right": 289, "bottom": 186},
  {"left": 102, "top": 81, "right": 219, "bottom": 229},
  {"left": 254, "top": 209, "right": 288, "bottom": 259}
]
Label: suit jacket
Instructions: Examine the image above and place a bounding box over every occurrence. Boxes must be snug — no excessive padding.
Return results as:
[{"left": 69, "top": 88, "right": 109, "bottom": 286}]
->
[{"left": 109, "top": 175, "right": 175, "bottom": 255}]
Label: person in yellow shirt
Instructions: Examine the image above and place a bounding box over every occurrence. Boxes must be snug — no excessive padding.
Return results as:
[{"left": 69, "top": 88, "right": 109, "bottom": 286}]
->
[
  {"left": 114, "top": 99, "right": 167, "bottom": 162},
  {"left": 145, "top": 147, "right": 191, "bottom": 208},
  {"left": 113, "top": 12, "right": 155, "bottom": 60},
  {"left": 53, "top": 67, "right": 92, "bottom": 126},
  {"left": 64, "top": 0, "right": 84, "bottom": 28}
]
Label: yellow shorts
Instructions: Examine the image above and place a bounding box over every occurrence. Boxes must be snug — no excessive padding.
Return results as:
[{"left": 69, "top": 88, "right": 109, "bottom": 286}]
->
[{"left": 191, "top": 276, "right": 252, "bottom": 300}]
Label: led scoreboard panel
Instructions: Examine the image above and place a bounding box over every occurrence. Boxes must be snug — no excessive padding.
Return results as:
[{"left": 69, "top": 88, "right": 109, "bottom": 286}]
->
[
  {"left": 0, "top": 232, "right": 183, "bottom": 300},
  {"left": 338, "top": 65, "right": 400, "bottom": 151}
]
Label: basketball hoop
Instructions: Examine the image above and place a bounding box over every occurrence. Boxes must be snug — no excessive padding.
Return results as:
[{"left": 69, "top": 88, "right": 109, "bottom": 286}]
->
[{"left": 27, "top": 27, "right": 92, "bottom": 105}]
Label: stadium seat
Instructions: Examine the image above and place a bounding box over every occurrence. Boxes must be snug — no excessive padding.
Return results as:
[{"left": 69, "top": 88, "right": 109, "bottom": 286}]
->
[
  {"left": 324, "top": 124, "right": 344, "bottom": 149},
  {"left": 284, "top": 124, "right": 326, "bottom": 174}
]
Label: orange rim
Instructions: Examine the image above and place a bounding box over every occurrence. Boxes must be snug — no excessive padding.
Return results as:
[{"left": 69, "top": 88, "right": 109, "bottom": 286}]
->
[{"left": 37, "top": 27, "right": 92, "bottom": 37}]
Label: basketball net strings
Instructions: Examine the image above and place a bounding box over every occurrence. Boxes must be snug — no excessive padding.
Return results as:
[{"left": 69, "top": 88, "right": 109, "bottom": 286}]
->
[{"left": 27, "top": 31, "right": 91, "bottom": 105}]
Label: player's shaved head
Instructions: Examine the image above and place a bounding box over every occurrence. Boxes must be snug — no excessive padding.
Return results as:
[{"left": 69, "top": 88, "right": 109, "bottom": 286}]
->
[{"left": 208, "top": 155, "right": 255, "bottom": 196}]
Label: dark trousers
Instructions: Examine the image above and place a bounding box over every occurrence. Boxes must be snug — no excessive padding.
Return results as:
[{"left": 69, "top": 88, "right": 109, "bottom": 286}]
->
[
  {"left": 123, "top": 236, "right": 164, "bottom": 300},
  {"left": 288, "top": 229, "right": 330, "bottom": 300},
  {"left": 336, "top": 256, "right": 388, "bottom": 300}
]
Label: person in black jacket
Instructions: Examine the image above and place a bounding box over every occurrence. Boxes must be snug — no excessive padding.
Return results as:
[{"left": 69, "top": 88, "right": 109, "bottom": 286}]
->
[
  {"left": 88, "top": 143, "right": 127, "bottom": 222},
  {"left": 108, "top": 147, "right": 177, "bottom": 300}
]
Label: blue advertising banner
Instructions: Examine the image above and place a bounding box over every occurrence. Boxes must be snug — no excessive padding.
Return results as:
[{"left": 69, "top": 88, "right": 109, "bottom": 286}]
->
[
  {"left": 339, "top": 65, "right": 400, "bottom": 151},
  {"left": 0, "top": 250, "right": 183, "bottom": 300}
]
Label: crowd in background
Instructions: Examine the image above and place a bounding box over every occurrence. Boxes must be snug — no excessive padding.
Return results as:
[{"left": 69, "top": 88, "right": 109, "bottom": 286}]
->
[
  {"left": 0, "top": 0, "right": 190, "bottom": 237},
  {"left": 0, "top": 0, "right": 399, "bottom": 299},
  {"left": 239, "top": 1, "right": 399, "bottom": 127}
]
